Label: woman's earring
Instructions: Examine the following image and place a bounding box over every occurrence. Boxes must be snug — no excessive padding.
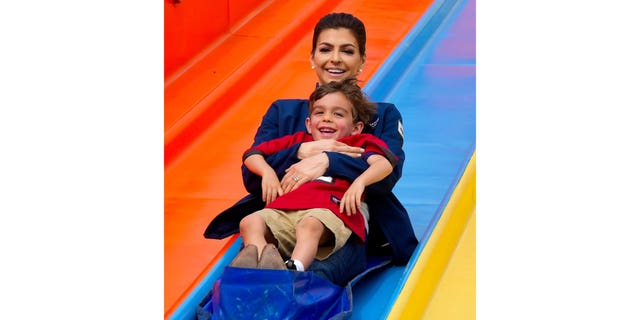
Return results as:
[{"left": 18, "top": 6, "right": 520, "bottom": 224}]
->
[{"left": 311, "top": 65, "right": 316, "bottom": 69}]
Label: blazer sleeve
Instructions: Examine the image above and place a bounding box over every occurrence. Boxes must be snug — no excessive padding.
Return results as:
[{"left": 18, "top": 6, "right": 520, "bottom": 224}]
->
[{"left": 368, "top": 103, "right": 405, "bottom": 194}]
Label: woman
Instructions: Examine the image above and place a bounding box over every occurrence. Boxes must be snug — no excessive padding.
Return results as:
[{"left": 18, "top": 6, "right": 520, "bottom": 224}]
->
[{"left": 205, "top": 12, "right": 417, "bottom": 286}]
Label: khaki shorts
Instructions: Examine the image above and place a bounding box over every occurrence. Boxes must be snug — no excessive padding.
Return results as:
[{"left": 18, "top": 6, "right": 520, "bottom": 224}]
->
[{"left": 256, "top": 208, "right": 352, "bottom": 260}]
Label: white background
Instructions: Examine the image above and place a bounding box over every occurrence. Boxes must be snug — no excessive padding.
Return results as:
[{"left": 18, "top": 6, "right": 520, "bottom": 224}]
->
[{"left": 1, "top": 1, "right": 639, "bottom": 318}]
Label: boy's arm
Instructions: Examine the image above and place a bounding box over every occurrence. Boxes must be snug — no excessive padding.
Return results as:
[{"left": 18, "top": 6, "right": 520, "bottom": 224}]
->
[
  {"left": 340, "top": 154, "right": 393, "bottom": 215},
  {"left": 244, "top": 154, "right": 284, "bottom": 204}
]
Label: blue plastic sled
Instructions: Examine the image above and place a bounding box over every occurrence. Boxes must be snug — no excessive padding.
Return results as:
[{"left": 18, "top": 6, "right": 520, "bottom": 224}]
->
[{"left": 197, "top": 258, "right": 391, "bottom": 320}]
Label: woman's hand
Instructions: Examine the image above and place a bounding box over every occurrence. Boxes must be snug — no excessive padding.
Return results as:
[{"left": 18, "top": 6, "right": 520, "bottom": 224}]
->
[
  {"left": 297, "top": 140, "right": 364, "bottom": 159},
  {"left": 281, "top": 152, "right": 330, "bottom": 193}
]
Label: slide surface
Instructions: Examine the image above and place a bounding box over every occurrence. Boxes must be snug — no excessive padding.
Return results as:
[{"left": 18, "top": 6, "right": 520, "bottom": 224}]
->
[
  {"left": 351, "top": 0, "right": 475, "bottom": 317},
  {"left": 164, "top": 0, "right": 475, "bottom": 318}
]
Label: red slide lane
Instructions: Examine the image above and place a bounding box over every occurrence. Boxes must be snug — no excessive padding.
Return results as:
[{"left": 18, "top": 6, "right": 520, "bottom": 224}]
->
[{"left": 164, "top": 0, "right": 435, "bottom": 317}]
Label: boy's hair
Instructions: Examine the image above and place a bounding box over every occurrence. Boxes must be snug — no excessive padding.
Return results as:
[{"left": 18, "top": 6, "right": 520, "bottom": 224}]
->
[
  {"left": 312, "top": 13, "right": 366, "bottom": 57},
  {"left": 308, "top": 78, "right": 377, "bottom": 127}
]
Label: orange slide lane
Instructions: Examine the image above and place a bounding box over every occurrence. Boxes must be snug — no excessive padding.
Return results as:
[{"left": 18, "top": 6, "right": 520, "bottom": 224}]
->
[{"left": 164, "top": 0, "right": 435, "bottom": 317}]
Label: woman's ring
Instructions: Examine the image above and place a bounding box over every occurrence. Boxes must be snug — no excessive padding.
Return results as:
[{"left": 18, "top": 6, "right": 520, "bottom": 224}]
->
[{"left": 292, "top": 175, "right": 300, "bottom": 182}]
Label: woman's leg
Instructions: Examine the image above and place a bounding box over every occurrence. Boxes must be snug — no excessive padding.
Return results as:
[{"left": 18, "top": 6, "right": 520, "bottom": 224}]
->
[{"left": 308, "top": 234, "right": 366, "bottom": 286}]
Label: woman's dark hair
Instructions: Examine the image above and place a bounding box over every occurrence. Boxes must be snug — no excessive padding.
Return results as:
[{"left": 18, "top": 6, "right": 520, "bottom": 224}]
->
[
  {"left": 311, "top": 13, "right": 366, "bottom": 57},
  {"left": 309, "top": 77, "right": 377, "bottom": 126}
]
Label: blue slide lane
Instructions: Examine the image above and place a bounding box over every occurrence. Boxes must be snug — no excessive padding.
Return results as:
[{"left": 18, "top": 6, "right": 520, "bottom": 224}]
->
[{"left": 354, "top": 0, "right": 475, "bottom": 317}]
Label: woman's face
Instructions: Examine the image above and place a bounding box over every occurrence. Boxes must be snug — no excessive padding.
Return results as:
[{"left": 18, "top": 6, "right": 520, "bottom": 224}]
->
[
  {"left": 306, "top": 92, "right": 363, "bottom": 141},
  {"left": 311, "top": 28, "right": 366, "bottom": 85}
]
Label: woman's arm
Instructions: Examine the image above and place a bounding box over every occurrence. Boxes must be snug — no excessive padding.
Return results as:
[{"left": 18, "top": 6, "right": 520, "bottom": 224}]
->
[
  {"left": 280, "top": 103, "right": 406, "bottom": 195},
  {"left": 367, "top": 103, "right": 405, "bottom": 193},
  {"left": 243, "top": 100, "right": 365, "bottom": 194},
  {"left": 243, "top": 102, "right": 405, "bottom": 197}
]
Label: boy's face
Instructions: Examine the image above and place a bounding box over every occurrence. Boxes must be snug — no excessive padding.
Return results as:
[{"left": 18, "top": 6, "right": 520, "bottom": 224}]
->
[{"left": 306, "top": 92, "right": 364, "bottom": 140}]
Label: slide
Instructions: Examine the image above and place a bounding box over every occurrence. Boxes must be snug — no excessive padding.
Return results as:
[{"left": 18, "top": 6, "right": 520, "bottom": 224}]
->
[{"left": 164, "top": 0, "right": 475, "bottom": 318}]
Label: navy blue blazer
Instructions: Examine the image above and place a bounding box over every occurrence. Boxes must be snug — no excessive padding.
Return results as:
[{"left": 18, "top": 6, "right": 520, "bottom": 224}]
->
[{"left": 204, "top": 99, "right": 418, "bottom": 264}]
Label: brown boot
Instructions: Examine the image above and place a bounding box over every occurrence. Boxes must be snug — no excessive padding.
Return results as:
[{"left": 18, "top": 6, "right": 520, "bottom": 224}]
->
[
  {"left": 229, "top": 244, "right": 258, "bottom": 268},
  {"left": 257, "top": 244, "right": 285, "bottom": 270}
]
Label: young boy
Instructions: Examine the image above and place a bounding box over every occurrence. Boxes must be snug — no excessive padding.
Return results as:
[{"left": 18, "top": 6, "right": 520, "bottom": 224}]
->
[{"left": 231, "top": 78, "right": 397, "bottom": 271}]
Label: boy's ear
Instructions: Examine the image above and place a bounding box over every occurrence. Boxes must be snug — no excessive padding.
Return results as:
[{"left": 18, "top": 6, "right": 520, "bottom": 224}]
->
[
  {"left": 352, "top": 121, "right": 364, "bottom": 134},
  {"left": 305, "top": 117, "right": 312, "bottom": 133}
]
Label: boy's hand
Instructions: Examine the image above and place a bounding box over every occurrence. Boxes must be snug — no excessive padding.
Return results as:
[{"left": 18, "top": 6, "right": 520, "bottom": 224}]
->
[
  {"left": 261, "top": 170, "right": 283, "bottom": 205},
  {"left": 340, "top": 179, "right": 365, "bottom": 216}
]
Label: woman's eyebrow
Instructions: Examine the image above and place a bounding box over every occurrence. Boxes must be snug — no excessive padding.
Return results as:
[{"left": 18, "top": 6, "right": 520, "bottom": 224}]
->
[{"left": 318, "top": 42, "right": 356, "bottom": 48}]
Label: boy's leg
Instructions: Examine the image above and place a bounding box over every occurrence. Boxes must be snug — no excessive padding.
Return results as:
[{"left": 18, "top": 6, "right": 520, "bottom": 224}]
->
[
  {"left": 240, "top": 211, "right": 288, "bottom": 270},
  {"left": 230, "top": 213, "right": 270, "bottom": 268},
  {"left": 290, "top": 216, "right": 331, "bottom": 270},
  {"left": 238, "top": 213, "right": 276, "bottom": 259}
]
